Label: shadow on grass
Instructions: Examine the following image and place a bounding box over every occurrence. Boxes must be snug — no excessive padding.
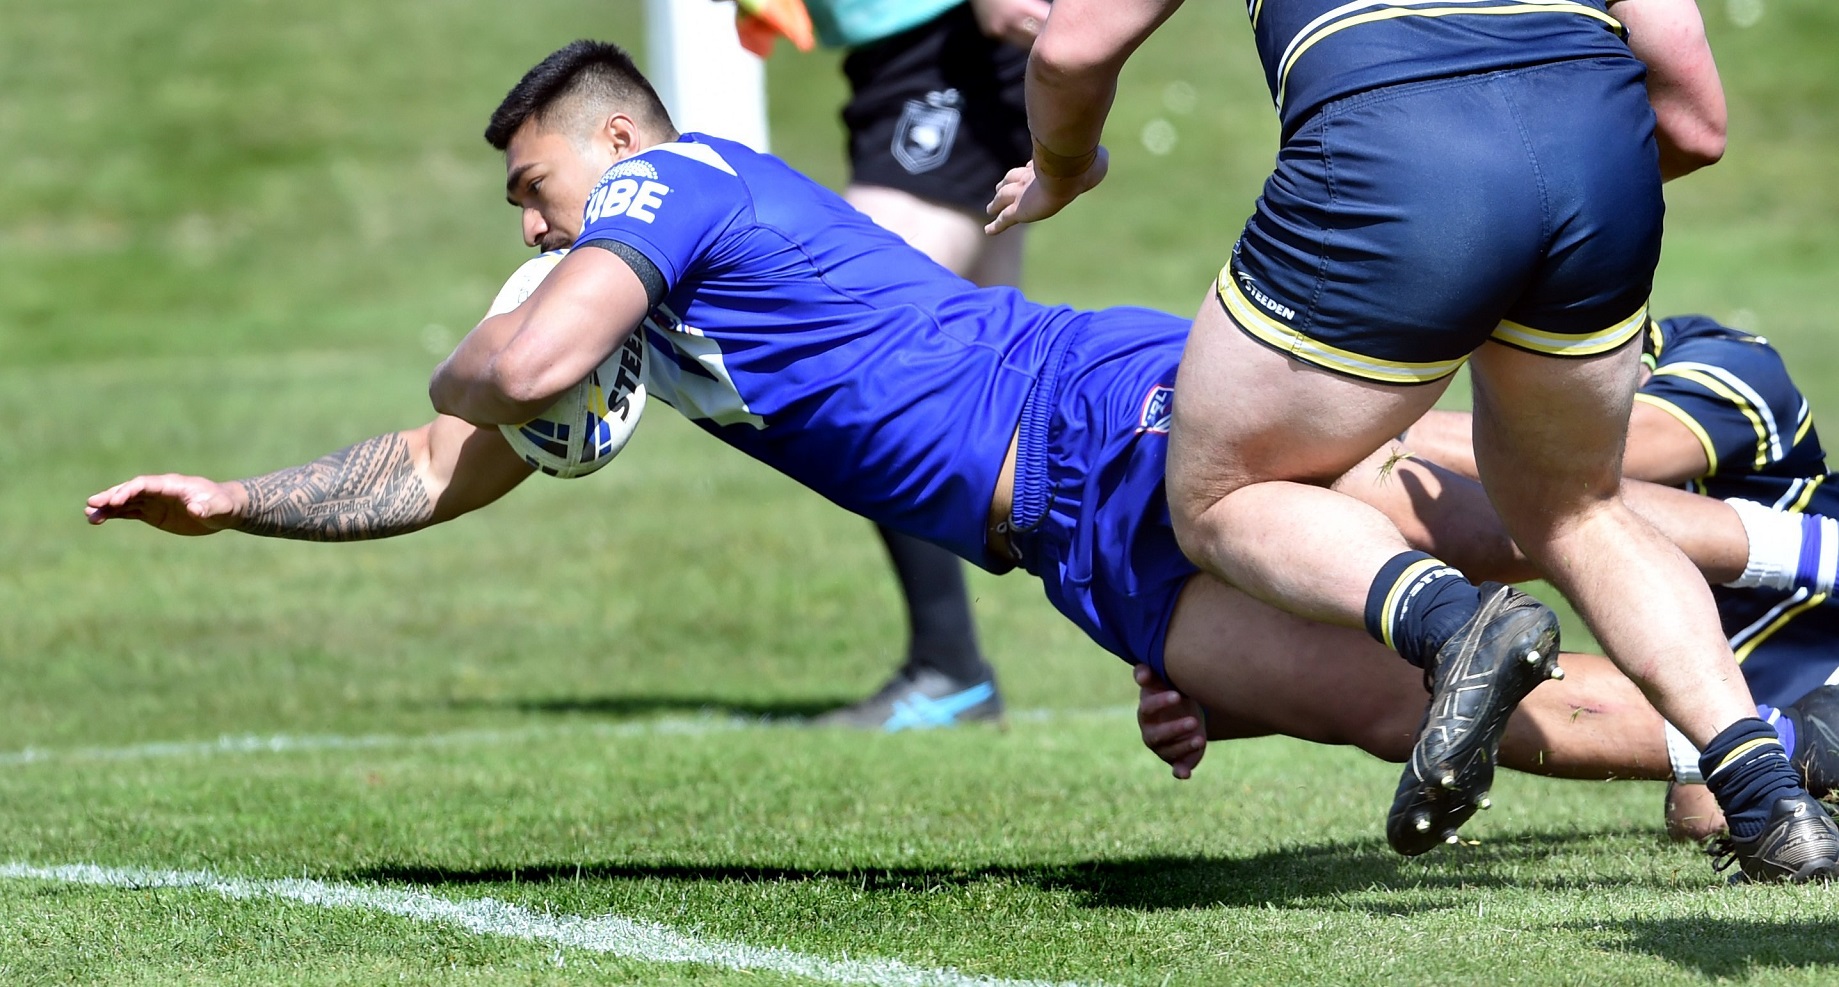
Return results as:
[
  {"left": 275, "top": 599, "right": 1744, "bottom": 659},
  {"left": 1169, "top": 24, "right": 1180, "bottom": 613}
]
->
[
  {"left": 1578, "top": 917, "right": 1839, "bottom": 976},
  {"left": 437, "top": 693, "right": 849, "bottom": 721},
  {"left": 342, "top": 829, "right": 1675, "bottom": 914}
]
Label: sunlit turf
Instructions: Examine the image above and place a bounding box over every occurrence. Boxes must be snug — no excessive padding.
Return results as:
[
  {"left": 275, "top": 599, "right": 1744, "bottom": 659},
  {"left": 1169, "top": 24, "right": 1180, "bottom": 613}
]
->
[{"left": 4, "top": 0, "right": 1839, "bottom": 981}]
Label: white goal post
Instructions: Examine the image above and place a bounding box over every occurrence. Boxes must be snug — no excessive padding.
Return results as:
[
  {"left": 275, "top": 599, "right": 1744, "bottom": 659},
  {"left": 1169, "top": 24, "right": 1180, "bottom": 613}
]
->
[{"left": 644, "top": 0, "right": 772, "bottom": 152}]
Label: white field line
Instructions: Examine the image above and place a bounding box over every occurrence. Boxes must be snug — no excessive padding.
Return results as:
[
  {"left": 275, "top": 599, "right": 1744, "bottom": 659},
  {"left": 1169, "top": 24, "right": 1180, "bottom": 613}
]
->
[
  {"left": 0, "top": 706, "right": 1128, "bottom": 768},
  {"left": 0, "top": 861, "right": 1097, "bottom": 987}
]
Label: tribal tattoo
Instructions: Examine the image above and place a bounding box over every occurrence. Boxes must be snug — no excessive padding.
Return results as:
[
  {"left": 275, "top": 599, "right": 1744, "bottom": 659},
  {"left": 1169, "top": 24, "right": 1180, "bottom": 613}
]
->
[{"left": 236, "top": 433, "right": 433, "bottom": 541}]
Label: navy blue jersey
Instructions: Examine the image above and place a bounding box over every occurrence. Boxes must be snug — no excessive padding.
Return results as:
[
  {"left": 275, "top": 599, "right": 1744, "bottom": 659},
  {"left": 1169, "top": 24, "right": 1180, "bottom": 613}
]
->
[
  {"left": 1636, "top": 315, "right": 1837, "bottom": 683},
  {"left": 572, "top": 134, "right": 1084, "bottom": 566},
  {"left": 1247, "top": 0, "right": 1632, "bottom": 133}
]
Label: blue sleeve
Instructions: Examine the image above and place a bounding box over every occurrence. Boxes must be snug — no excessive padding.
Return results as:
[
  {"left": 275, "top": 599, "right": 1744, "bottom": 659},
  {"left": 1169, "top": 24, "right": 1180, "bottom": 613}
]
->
[
  {"left": 572, "top": 143, "right": 750, "bottom": 293},
  {"left": 1636, "top": 323, "right": 1806, "bottom": 477}
]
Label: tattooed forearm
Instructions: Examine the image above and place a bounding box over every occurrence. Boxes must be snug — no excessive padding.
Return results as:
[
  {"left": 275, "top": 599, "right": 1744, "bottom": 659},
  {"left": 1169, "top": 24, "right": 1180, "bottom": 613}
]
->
[{"left": 236, "top": 433, "right": 434, "bottom": 541}]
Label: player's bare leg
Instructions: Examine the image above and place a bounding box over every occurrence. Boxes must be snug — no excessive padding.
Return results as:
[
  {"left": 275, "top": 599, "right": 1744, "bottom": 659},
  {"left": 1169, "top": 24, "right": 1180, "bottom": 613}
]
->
[
  {"left": 1167, "top": 296, "right": 1563, "bottom": 854},
  {"left": 1165, "top": 299, "right": 1449, "bottom": 624},
  {"left": 1335, "top": 442, "right": 1750, "bottom": 586},
  {"left": 1158, "top": 575, "right": 1669, "bottom": 782},
  {"left": 845, "top": 185, "right": 1026, "bottom": 288},
  {"left": 1469, "top": 338, "right": 1837, "bottom": 881}
]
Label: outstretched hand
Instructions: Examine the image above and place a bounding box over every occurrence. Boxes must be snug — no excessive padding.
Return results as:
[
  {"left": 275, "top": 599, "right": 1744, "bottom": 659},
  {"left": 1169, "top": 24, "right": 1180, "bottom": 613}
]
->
[
  {"left": 85, "top": 473, "right": 244, "bottom": 536},
  {"left": 1135, "top": 663, "right": 1207, "bottom": 780},
  {"left": 984, "top": 151, "right": 1109, "bottom": 236}
]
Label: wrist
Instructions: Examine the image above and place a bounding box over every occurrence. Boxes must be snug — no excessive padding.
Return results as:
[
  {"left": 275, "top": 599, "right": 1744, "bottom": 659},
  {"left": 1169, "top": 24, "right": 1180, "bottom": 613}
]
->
[
  {"left": 224, "top": 480, "right": 254, "bottom": 530},
  {"left": 1032, "top": 139, "right": 1097, "bottom": 180}
]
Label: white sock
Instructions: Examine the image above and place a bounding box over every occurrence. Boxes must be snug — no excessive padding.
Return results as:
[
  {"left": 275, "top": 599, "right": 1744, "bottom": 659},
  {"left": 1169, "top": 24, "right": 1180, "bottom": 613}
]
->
[
  {"left": 1665, "top": 721, "right": 1705, "bottom": 784},
  {"left": 1724, "top": 498, "right": 1839, "bottom": 594}
]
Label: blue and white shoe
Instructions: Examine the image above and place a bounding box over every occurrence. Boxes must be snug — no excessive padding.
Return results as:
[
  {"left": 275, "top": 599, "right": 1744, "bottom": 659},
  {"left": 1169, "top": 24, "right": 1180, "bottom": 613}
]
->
[{"left": 815, "top": 667, "right": 1005, "bottom": 732}]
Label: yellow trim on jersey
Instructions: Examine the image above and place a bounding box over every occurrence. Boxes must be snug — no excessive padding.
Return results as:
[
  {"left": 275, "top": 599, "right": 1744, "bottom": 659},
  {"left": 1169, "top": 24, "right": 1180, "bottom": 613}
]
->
[
  {"left": 1216, "top": 269, "right": 1467, "bottom": 384},
  {"left": 1652, "top": 366, "right": 1772, "bottom": 470},
  {"left": 1796, "top": 407, "right": 1815, "bottom": 445},
  {"left": 1733, "top": 591, "right": 1829, "bottom": 664},
  {"left": 1491, "top": 304, "right": 1648, "bottom": 358},
  {"left": 1632, "top": 393, "right": 1718, "bottom": 478},
  {"left": 1251, "top": 0, "right": 1268, "bottom": 29},
  {"left": 1379, "top": 558, "right": 1446, "bottom": 650},
  {"left": 1788, "top": 475, "right": 1826, "bottom": 514},
  {"left": 1708, "top": 737, "right": 1783, "bottom": 777},
  {"left": 1274, "top": 0, "right": 1625, "bottom": 112},
  {"left": 1640, "top": 318, "right": 1665, "bottom": 370}
]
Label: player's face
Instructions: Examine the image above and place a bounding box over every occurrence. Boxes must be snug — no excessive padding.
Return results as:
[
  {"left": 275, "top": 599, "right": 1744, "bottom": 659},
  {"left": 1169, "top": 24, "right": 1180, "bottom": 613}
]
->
[{"left": 503, "top": 124, "right": 615, "bottom": 251}]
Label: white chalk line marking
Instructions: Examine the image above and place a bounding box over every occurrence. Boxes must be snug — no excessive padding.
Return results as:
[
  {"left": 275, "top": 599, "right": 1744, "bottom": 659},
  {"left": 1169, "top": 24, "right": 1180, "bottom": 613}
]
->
[
  {"left": 0, "top": 706, "right": 1130, "bottom": 768},
  {"left": 0, "top": 861, "right": 1098, "bottom": 987}
]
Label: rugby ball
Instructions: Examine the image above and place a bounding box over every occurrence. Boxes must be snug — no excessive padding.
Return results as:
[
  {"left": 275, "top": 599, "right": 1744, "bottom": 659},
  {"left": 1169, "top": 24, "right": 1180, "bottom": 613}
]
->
[{"left": 485, "top": 250, "right": 648, "bottom": 478}]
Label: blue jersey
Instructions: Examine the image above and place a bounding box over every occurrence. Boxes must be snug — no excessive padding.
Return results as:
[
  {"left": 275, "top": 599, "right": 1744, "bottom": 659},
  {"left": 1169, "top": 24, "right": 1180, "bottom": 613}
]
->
[
  {"left": 572, "top": 134, "right": 1084, "bottom": 567},
  {"left": 1247, "top": 0, "right": 1632, "bottom": 133},
  {"left": 1636, "top": 315, "right": 1837, "bottom": 694}
]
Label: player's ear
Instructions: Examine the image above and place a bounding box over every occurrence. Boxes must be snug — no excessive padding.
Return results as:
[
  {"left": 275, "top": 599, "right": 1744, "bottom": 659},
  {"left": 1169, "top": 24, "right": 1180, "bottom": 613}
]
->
[{"left": 603, "top": 112, "right": 643, "bottom": 160}]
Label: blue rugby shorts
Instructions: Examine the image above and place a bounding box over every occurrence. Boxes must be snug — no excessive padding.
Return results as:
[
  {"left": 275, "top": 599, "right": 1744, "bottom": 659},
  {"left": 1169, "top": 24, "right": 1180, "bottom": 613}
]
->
[
  {"left": 1222, "top": 55, "right": 1664, "bottom": 384},
  {"left": 1008, "top": 306, "right": 1200, "bottom": 676}
]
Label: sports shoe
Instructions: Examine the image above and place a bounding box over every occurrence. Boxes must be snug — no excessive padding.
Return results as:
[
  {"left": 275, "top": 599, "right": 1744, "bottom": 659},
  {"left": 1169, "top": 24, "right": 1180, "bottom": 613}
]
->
[
  {"left": 1386, "top": 582, "right": 1562, "bottom": 856},
  {"left": 812, "top": 667, "right": 1005, "bottom": 732},
  {"left": 1784, "top": 685, "right": 1839, "bottom": 802},
  {"left": 1709, "top": 790, "right": 1839, "bottom": 884}
]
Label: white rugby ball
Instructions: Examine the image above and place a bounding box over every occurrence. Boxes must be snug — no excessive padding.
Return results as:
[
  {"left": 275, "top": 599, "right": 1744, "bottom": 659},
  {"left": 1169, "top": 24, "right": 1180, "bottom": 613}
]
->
[{"left": 486, "top": 250, "right": 648, "bottom": 478}]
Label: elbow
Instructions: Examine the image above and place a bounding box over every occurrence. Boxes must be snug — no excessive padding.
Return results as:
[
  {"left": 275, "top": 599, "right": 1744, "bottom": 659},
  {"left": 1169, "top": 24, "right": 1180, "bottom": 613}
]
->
[
  {"left": 1029, "top": 32, "right": 1118, "bottom": 90},
  {"left": 427, "top": 354, "right": 561, "bottom": 426},
  {"left": 1673, "top": 125, "right": 1726, "bottom": 174},
  {"left": 1657, "top": 109, "right": 1727, "bottom": 179},
  {"left": 484, "top": 349, "right": 572, "bottom": 416}
]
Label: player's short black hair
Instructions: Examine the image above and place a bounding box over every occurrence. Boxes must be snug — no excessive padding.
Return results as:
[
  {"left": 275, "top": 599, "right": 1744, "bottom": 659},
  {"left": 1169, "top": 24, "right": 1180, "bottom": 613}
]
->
[{"left": 485, "top": 40, "right": 674, "bottom": 150}]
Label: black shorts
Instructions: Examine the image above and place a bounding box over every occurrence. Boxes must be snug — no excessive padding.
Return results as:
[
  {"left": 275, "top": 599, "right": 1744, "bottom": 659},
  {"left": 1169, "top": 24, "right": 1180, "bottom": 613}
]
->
[{"left": 840, "top": 3, "right": 1031, "bottom": 213}]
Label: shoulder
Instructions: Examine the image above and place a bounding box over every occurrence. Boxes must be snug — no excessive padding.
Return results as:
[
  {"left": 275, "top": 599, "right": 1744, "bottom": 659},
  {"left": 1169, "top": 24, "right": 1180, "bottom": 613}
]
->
[
  {"left": 1652, "top": 316, "right": 1790, "bottom": 388},
  {"left": 581, "top": 139, "right": 753, "bottom": 233}
]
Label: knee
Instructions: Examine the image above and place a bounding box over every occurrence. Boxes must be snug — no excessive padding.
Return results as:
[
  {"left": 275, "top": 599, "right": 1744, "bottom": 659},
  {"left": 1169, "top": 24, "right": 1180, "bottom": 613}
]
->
[
  {"left": 1493, "top": 486, "right": 1621, "bottom": 554},
  {"left": 1167, "top": 477, "right": 1226, "bottom": 565},
  {"left": 1345, "top": 702, "right": 1424, "bottom": 763}
]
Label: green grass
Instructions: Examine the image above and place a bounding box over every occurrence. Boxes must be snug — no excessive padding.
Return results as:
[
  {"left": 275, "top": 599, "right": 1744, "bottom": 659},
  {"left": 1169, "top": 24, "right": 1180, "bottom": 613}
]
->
[{"left": 3, "top": 0, "right": 1839, "bottom": 982}]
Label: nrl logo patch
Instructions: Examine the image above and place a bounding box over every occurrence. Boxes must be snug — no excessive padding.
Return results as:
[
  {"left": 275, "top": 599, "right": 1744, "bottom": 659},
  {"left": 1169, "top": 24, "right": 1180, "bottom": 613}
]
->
[
  {"left": 1138, "top": 385, "right": 1174, "bottom": 434},
  {"left": 891, "top": 89, "right": 962, "bottom": 175}
]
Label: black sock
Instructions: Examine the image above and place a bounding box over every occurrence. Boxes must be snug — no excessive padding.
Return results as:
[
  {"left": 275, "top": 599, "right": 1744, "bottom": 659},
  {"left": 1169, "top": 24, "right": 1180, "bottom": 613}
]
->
[
  {"left": 1700, "top": 717, "right": 1802, "bottom": 840},
  {"left": 876, "top": 525, "right": 989, "bottom": 683},
  {"left": 1362, "top": 551, "right": 1484, "bottom": 669}
]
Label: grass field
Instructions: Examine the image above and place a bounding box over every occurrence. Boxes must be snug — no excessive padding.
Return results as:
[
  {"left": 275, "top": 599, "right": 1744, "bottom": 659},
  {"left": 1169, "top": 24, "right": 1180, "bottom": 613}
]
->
[{"left": 4, "top": 0, "right": 1839, "bottom": 982}]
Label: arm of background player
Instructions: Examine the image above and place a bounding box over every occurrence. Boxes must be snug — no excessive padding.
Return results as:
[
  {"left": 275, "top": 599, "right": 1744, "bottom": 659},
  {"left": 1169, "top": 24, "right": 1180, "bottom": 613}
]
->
[
  {"left": 1611, "top": 0, "right": 1726, "bottom": 180},
  {"left": 431, "top": 247, "right": 652, "bottom": 426},
  {"left": 1621, "top": 398, "right": 1714, "bottom": 484},
  {"left": 84, "top": 414, "right": 533, "bottom": 541},
  {"left": 1397, "top": 410, "right": 1478, "bottom": 479},
  {"left": 985, "top": 0, "right": 1183, "bottom": 233},
  {"left": 1403, "top": 402, "right": 1710, "bottom": 486}
]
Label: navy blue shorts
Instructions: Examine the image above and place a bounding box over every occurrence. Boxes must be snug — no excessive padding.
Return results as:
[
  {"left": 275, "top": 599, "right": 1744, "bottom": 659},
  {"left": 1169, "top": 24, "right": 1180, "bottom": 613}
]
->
[
  {"left": 1223, "top": 55, "right": 1664, "bottom": 384},
  {"left": 1009, "top": 307, "right": 1199, "bottom": 675},
  {"left": 1722, "top": 589, "right": 1839, "bottom": 708}
]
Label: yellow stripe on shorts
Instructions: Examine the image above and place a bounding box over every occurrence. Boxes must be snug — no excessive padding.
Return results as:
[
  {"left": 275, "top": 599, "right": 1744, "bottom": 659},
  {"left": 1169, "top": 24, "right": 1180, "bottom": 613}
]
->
[
  {"left": 1215, "top": 268, "right": 1467, "bottom": 385},
  {"left": 1491, "top": 303, "right": 1649, "bottom": 357}
]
